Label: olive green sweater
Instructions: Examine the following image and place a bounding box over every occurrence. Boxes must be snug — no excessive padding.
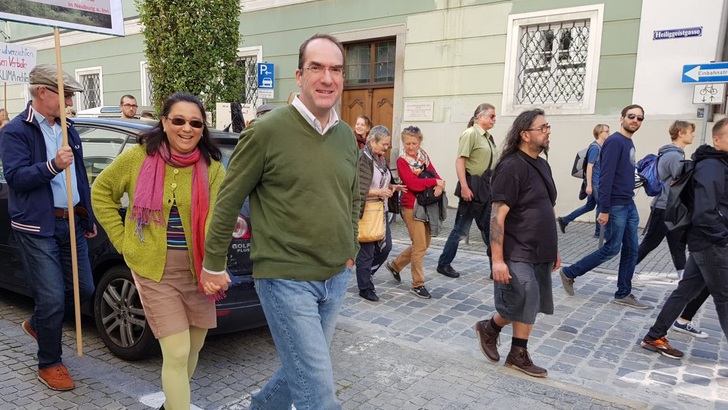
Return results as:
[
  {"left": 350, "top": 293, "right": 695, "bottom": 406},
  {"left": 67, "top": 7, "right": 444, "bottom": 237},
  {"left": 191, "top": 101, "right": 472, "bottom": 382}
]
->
[
  {"left": 203, "top": 105, "right": 360, "bottom": 280},
  {"left": 91, "top": 145, "right": 225, "bottom": 282}
]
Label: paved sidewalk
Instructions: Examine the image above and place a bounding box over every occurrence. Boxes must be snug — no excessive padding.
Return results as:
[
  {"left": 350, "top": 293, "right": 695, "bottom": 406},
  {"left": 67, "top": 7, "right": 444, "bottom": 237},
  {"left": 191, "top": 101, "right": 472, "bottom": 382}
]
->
[{"left": 0, "top": 216, "right": 725, "bottom": 409}]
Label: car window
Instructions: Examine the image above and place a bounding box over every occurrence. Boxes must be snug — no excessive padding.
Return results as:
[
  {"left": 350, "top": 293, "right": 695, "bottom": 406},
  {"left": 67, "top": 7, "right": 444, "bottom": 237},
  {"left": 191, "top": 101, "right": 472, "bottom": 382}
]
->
[{"left": 75, "top": 126, "right": 134, "bottom": 184}]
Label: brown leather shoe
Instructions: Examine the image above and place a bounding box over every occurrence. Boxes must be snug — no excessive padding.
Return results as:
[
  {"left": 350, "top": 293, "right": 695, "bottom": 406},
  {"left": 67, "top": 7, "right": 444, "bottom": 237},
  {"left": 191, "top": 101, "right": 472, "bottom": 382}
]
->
[
  {"left": 474, "top": 319, "right": 500, "bottom": 362},
  {"left": 505, "top": 346, "right": 547, "bottom": 378},
  {"left": 21, "top": 320, "right": 37, "bottom": 341},
  {"left": 38, "top": 364, "right": 75, "bottom": 391}
]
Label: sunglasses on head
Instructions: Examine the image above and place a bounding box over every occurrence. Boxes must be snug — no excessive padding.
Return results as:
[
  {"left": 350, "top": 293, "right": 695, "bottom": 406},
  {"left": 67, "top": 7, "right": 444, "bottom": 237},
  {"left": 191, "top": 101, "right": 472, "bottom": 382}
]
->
[
  {"left": 169, "top": 117, "right": 205, "bottom": 129},
  {"left": 626, "top": 114, "right": 644, "bottom": 122},
  {"left": 404, "top": 125, "right": 420, "bottom": 133}
]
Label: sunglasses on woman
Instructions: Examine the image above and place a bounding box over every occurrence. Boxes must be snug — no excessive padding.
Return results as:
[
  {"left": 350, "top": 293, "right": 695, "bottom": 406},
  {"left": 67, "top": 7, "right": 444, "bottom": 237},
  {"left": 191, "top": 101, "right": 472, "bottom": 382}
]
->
[{"left": 169, "top": 117, "right": 205, "bottom": 129}]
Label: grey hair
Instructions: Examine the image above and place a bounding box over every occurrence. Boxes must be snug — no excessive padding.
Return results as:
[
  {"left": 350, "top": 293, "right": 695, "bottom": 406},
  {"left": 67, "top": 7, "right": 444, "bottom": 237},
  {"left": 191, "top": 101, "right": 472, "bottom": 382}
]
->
[
  {"left": 28, "top": 84, "right": 41, "bottom": 98},
  {"left": 367, "top": 125, "right": 391, "bottom": 143},
  {"left": 467, "top": 103, "right": 496, "bottom": 128}
]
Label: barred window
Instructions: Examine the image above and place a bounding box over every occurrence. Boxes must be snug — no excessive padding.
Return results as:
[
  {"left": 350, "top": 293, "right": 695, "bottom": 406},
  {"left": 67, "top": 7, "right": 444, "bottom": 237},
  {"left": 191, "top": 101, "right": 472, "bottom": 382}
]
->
[
  {"left": 516, "top": 20, "right": 589, "bottom": 105},
  {"left": 236, "top": 55, "right": 259, "bottom": 105},
  {"left": 75, "top": 67, "right": 103, "bottom": 111},
  {"left": 502, "top": 6, "right": 603, "bottom": 115}
]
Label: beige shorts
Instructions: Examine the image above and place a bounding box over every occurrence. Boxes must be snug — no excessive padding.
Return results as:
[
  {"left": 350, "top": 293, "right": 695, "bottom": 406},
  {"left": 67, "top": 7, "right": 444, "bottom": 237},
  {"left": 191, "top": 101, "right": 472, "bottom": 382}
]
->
[{"left": 132, "top": 249, "right": 216, "bottom": 339}]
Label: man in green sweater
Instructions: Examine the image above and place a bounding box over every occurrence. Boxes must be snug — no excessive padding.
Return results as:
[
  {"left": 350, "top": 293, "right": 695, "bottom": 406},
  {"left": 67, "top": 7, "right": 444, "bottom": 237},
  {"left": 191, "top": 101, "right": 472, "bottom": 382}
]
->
[{"left": 202, "top": 34, "right": 359, "bottom": 410}]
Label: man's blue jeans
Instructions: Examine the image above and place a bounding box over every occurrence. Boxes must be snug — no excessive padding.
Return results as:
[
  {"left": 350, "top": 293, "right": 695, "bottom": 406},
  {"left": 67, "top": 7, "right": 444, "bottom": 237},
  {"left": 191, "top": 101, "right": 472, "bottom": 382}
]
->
[
  {"left": 562, "top": 202, "right": 639, "bottom": 299},
  {"left": 438, "top": 198, "right": 488, "bottom": 267},
  {"left": 562, "top": 187, "right": 600, "bottom": 235},
  {"left": 14, "top": 217, "right": 95, "bottom": 369},
  {"left": 251, "top": 267, "right": 351, "bottom": 410}
]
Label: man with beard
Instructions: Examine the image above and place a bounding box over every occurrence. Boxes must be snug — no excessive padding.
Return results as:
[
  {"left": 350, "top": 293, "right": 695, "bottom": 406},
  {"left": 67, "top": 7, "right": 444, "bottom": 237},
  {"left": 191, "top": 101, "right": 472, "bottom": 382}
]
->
[
  {"left": 639, "top": 118, "right": 728, "bottom": 359},
  {"left": 559, "top": 105, "right": 649, "bottom": 309},
  {"left": 474, "top": 108, "right": 560, "bottom": 378}
]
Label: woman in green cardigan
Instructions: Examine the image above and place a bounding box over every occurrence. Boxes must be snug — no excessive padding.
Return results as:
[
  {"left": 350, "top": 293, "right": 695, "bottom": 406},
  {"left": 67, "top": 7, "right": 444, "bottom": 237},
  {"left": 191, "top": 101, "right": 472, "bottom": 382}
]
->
[{"left": 92, "top": 93, "right": 225, "bottom": 410}]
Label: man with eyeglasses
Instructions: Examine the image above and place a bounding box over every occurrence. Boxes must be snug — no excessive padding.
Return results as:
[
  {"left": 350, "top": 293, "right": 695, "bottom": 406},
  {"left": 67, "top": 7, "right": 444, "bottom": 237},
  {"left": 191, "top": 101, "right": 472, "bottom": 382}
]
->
[
  {"left": 437, "top": 103, "right": 498, "bottom": 278},
  {"left": 0, "top": 64, "right": 97, "bottom": 391},
  {"left": 559, "top": 104, "right": 650, "bottom": 309},
  {"left": 119, "top": 94, "right": 138, "bottom": 119},
  {"left": 202, "top": 34, "right": 358, "bottom": 410}
]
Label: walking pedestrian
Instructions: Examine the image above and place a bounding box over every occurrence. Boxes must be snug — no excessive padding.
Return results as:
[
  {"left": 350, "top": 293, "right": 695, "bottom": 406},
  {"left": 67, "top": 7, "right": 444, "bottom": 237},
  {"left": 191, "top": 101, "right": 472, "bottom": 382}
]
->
[
  {"left": 356, "top": 125, "right": 406, "bottom": 301},
  {"left": 436, "top": 103, "right": 498, "bottom": 278},
  {"left": 0, "top": 64, "right": 95, "bottom": 391},
  {"left": 640, "top": 118, "right": 728, "bottom": 358},
  {"left": 201, "top": 34, "right": 359, "bottom": 410},
  {"left": 386, "top": 126, "right": 446, "bottom": 299},
  {"left": 632, "top": 120, "right": 709, "bottom": 337},
  {"left": 474, "top": 108, "right": 559, "bottom": 378},
  {"left": 559, "top": 105, "right": 650, "bottom": 309},
  {"left": 92, "top": 93, "right": 226, "bottom": 410},
  {"left": 557, "top": 123, "right": 609, "bottom": 237}
]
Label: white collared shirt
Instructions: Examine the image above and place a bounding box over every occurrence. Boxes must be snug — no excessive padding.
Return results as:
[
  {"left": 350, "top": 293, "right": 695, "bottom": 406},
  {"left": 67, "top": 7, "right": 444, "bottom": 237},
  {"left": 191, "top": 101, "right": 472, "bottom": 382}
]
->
[{"left": 291, "top": 94, "right": 339, "bottom": 135}]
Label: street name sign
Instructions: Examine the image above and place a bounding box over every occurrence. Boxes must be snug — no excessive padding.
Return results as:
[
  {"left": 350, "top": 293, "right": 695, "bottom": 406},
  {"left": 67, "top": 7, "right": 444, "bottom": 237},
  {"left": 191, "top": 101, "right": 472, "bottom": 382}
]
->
[{"left": 682, "top": 62, "right": 728, "bottom": 83}]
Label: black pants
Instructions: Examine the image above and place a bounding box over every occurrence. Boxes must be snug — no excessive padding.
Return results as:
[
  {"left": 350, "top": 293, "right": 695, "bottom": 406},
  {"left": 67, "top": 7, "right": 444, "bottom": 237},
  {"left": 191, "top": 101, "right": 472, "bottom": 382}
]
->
[
  {"left": 637, "top": 207, "right": 707, "bottom": 320},
  {"left": 637, "top": 207, "right": 686, "bottom": 270},
  {"left": 647, "top": 246, "right": 726, "bottom": 340},
  {"left": 355, "top": 221, "right": 392, "bottom": 291}
]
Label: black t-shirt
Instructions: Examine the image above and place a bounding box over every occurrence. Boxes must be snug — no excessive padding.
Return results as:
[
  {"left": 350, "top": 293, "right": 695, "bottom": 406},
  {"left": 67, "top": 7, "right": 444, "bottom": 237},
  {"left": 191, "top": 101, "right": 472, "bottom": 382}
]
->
[{"left": 490, "top": 151, "right": 558, "bottom": 263}]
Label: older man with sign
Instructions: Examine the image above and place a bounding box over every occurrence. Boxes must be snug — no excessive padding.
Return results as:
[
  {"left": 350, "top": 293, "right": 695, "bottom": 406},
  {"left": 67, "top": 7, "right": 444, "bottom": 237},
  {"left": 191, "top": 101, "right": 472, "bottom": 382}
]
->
[{"left": 0, "top": 64, "right": 96, "bottom": 391}]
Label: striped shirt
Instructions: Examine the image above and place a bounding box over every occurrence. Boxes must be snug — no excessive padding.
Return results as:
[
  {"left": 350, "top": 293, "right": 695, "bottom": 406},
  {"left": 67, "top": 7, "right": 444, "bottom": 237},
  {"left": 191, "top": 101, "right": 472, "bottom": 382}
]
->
[{"left": 166, "top": 205, "right": 187, "bottom": 249}]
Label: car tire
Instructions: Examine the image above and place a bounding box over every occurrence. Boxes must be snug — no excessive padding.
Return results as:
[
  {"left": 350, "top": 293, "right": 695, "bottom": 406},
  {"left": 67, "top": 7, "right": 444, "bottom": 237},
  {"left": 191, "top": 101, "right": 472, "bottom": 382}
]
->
[{"left": 93, "top": 265, "right": 158, "bottom": 360}]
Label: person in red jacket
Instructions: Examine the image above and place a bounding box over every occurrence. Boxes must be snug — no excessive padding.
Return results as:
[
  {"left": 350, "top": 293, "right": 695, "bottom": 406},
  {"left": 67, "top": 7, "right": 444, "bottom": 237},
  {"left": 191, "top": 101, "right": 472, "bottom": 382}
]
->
[{"left": 385, "top": 126, "right": 445, "bottom": 299}]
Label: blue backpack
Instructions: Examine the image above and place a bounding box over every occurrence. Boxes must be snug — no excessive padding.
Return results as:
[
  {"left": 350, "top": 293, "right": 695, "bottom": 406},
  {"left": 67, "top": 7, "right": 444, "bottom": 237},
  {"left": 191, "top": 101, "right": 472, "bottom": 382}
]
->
[{"left": 637, "top": 153, "right": 663, "bottom": 196}]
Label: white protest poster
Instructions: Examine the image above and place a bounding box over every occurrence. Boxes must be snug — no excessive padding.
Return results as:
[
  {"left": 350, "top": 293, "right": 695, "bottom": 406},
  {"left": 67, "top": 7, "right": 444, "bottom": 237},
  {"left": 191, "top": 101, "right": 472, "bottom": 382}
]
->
[
  {"left": 0, "top": 42, "right": 37, "bottom": 84},
  {"left": 0, "top": 0, "right": 124, "bottom": 36}
]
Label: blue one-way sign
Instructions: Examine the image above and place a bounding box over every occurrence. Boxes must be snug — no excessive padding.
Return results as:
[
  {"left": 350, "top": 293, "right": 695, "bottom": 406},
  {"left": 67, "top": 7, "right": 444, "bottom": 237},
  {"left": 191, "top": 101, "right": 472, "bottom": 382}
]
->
[{"left": 682, "top": 62, "right": 728, "bottom": 83}]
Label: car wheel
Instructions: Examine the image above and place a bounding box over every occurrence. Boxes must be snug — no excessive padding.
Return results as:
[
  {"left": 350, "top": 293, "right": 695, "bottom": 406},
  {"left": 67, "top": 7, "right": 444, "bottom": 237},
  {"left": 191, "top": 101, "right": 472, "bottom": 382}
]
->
[{"left": 93, "top": 265, "right": 158, "bottom": 360}]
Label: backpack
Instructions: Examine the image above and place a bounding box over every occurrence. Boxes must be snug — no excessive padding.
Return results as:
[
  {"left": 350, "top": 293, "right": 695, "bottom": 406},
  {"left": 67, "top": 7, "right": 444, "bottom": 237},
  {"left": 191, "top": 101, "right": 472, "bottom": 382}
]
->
[
  {"left": 637, "top": 153, "right": 663, "bottom": 196},
  {"left": 664, "top": 160, "right": 695, "bottom": 237},
  {"left": 571, "top": 142, "right": 599, "bottom": 179}
]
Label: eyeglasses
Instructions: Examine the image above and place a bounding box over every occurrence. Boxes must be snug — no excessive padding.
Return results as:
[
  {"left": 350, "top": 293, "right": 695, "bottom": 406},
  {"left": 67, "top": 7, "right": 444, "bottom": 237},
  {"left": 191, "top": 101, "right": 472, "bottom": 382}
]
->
[
  {"left": 302, "top": 65, "right": 344, "bottom": 77},
  {"left": 626, "top": 114, "right": 645, "bottom": 122},
  {"left": 45, "top": 87, "right": 74, "bottom": 99},
  {"left": 526, "top": 123, "right": 551, "bottom": 133},
  {"left": 404, "top": 125, "right": 420, "bottom": 133},
  {"left": 122, "top": 104, "right": 138, "bottom": 109},
  {"left": 168, "top": 117, "right": 205, "bottom": 129}
]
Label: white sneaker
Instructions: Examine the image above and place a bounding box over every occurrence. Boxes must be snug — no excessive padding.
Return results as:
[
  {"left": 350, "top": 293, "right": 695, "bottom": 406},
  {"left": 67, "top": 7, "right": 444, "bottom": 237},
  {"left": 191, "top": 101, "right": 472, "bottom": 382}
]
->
[{"left": 672, "top": 320, "right": 709, "bottom": 339}]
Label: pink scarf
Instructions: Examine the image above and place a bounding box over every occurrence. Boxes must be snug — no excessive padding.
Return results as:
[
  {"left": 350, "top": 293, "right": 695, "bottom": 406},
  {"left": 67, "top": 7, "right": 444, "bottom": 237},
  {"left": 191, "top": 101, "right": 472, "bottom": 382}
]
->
[{"left": 131, "top": 144, "right": 225, "bottom": 301}]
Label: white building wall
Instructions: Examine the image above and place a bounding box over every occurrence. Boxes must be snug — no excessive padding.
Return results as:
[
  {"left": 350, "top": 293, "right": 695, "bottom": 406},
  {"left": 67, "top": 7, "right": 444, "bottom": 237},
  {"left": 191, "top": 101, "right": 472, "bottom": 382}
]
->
[{"left": 632, "top": 0, "right": 728, "bottom": 116}]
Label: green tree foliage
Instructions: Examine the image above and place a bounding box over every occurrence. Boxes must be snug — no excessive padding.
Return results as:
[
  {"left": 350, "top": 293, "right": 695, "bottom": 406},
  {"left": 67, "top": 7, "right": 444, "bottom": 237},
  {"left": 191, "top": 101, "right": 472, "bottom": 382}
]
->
[{"left": 136, "top": 0, "right": 244, "bottom": 114}]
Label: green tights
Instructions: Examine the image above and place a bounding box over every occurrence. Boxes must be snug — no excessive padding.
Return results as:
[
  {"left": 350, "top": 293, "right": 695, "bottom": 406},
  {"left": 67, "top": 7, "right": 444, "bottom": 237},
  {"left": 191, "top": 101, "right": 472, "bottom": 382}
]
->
[{"left": 158, "top": 326, "right": 208, "bottom": 410}]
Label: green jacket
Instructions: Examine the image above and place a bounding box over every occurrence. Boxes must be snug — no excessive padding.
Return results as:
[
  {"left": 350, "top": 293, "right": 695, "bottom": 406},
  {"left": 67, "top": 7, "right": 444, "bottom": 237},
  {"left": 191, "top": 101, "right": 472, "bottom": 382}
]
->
[
  {"left": 91, "top": 144, "right": 226, "bottom": 282},
  {"left": 203, "top": 105, "right": 360, "bottom": 280}
]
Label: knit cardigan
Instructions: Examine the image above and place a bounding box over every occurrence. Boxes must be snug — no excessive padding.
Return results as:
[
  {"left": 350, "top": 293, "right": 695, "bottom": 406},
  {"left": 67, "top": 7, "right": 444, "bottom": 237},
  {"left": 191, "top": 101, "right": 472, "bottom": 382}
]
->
[{"left": 91, "top": 144, "right": 225, "bottom": 282}]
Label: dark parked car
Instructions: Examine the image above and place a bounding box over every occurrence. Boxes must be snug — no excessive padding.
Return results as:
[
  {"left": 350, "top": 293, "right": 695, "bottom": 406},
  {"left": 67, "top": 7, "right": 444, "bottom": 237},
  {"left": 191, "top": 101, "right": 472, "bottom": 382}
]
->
[{"left": 0, "top": 117, "right": 265, "bottom": 360}]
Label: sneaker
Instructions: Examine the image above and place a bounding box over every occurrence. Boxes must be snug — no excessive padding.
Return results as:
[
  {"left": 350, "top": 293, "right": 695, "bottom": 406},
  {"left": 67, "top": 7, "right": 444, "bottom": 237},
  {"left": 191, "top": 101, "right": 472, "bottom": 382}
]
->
[
  {"left": 410, "top": 286, "right": 431, "bottom": 299},
  {"left": 640, "top": 336, "right": 683, "bottom": 359},
  {"left": 385, "top": 261, "right": 401, "bottom": 283},
  {"left": 559, "top": 269, "right": 574, "bottom": 296},
  {"left": 474, "top": 320, "right": 500, "bottom": 362},
  {"left": 436, "top": 264, "right": 460, "bottom": 278},
  {"left": 557, "top": 217, "right": 567, "bottom": 234},
  {"left": 631, "top": 275, "right": 645, "bottom": 289},
  {"left": 613, "top": 294, "right": 650, "bottom": 310},
  {"left": 672, "top": 320, "right": 709, "bottom": 339},
  {"left": 505, "top": 346, "right": 547, "bottom": 378},
  {"left": 21, "top": 320, "right": 37, "bottom": 341},
  {"left": 38, "top": 364, "right": 75, "bottom": 391}
]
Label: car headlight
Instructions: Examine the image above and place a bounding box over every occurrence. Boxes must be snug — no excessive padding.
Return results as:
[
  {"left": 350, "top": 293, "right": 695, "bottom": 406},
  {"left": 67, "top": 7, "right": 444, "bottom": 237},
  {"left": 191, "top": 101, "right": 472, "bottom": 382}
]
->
[{"left": 232, "top": 215, "right": 249, "bottom": 239}]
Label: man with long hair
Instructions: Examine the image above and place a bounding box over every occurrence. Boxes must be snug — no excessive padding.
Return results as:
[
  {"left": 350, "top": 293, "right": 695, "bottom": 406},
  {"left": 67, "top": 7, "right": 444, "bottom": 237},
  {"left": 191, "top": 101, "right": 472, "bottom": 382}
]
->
[{"left": 474, "top": 108, "right": 559, "bottom": 378}]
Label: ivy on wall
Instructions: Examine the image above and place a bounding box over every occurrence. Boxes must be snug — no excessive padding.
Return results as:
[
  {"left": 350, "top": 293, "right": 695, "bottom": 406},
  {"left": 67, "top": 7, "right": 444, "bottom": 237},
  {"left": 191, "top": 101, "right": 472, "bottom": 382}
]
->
[{"left": 136, "top": 0, "right": 245, "bottom": 116}]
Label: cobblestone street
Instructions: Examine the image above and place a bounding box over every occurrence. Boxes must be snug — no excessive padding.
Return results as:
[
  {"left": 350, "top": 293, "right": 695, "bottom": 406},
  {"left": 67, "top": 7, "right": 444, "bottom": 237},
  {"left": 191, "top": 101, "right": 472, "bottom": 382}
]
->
[{"left": 1, "top": 218, "right": 727, "bottom": 409}]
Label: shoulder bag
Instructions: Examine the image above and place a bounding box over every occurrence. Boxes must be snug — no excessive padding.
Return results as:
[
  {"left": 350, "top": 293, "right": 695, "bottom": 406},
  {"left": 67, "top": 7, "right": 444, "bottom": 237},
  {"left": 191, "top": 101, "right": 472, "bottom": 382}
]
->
[{"left": 358, "top": 200, "right": 385, "bottom": 242}]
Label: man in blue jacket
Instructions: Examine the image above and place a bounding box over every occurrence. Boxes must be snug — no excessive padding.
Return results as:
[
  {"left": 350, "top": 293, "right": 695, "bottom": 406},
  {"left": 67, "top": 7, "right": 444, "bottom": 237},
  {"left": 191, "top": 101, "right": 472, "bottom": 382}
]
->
[
  {"left": 639, "top": 117, "right": 728, "bottom": 358},
  {"left": 0, "top": 64, "right": 96, "bottom": 391},
  {"left": 559, "top": 104, "right": 650, "bottom": 309}
]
